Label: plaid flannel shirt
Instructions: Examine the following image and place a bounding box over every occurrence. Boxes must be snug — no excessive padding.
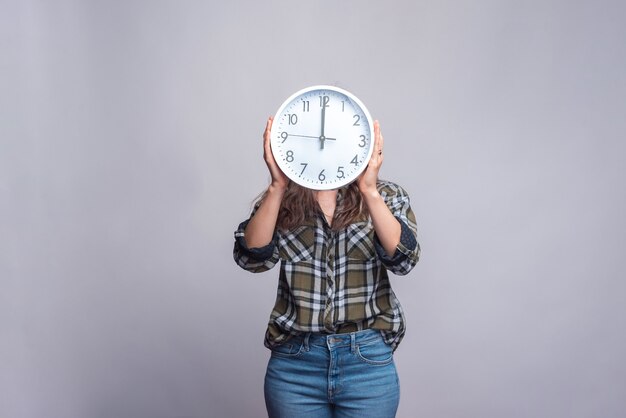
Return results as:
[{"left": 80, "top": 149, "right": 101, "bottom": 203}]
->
[{"left": 233, "top": 181, "right": 420, "bottom": 350}]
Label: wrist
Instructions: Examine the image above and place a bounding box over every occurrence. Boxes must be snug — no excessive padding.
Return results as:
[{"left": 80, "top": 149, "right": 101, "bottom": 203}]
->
[
  {"left": 359, "top": 187, "right": 381, "bottom": 202},
  {"left": 268, "top": 182, "right": 288, "bottom": 197}
]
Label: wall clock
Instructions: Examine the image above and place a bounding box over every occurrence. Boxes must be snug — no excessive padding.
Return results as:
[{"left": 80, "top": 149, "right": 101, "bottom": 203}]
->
[{"left": 270, "top": 85, "right": 374, "bottom": 190}]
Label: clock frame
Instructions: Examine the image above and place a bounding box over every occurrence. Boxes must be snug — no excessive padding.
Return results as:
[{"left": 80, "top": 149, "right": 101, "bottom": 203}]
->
[{"left": 270, "top": 85, "right": 374, "bottom": 190}]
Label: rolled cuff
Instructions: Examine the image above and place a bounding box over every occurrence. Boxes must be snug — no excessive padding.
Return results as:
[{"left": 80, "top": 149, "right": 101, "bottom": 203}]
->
[
  {"left": 374, "top": 217, "right": 418, "bottom": 266},
  {"left": 234, "top": 220, "right": 277, "bottom": 261}
]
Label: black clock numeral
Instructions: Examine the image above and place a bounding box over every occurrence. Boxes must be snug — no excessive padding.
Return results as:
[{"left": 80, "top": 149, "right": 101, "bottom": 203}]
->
[
  {"left": 318, "top": 169, "right": 326, "bottom": 181},
  {"left": 286, "top": 150, "right": 294, "bottom": 162},
  {"left": 302, "top": 100, "right": 310, "bottom": 112},
  {"left": 300, "top": 163, "right": 308, "bottom": 175},
  {"left": 350, "top": 155, "right": 359, "bottom": 166},
  {"left": 319, "top": 95, "right": 330, "bottom": 108},
  {"left": 280, "top": 132, "right": 288, "bottom": 142},
  {"left": 353, "top": 115, "right": 360, "bottom": 126},
  {"left": 341, "top": 101, "right": 345, "bottom": 112},
  {"left": 287, "top": 114, "right": 298, "bottom": 125},
  {"left": 336, "top": 166, "right": 345, "bottom": 179},
  {"left": 358, "top": 135, "right": 367, "bottom": 147}
]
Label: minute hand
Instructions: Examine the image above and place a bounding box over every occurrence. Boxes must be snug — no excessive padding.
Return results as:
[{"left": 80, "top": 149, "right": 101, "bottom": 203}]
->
[
  {"left": 321, "top": 103, "right": 326, "bottom": 139},
  {"left": 320, "top": 97, "right": 330, "bottom": 149}
]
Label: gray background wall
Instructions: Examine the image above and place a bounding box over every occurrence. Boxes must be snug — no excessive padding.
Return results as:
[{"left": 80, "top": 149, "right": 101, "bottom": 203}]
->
[{"left": 2, "top": 1, "right": 625, "bottom": 417}]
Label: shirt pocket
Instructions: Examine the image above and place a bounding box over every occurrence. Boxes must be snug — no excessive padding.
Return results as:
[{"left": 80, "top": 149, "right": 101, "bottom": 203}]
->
[
  {"left": 346, "top": 222, "right": 377, "bottom": 261},
  {"left": 278, "top": 225, "right": 316, "bottom": 263}
]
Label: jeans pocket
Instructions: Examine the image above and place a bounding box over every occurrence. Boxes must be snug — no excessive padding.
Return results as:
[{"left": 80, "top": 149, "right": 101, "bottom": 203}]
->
[
  {"left": 270, "top": 340, "right": 304, "bottom": 358},
  {"left": 355, "top": 338, "right": 394, "bottom": 366}
]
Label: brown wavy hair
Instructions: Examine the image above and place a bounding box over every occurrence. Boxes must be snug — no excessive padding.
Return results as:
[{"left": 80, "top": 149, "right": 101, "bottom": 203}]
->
[{"left": 256, "top": 182, "right": 369, "bottom": 231}]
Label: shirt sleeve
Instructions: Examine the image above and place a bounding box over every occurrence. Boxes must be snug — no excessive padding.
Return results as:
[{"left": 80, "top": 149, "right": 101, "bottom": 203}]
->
[
  {"left": 233, "top": 217, "right": 280, "bottom": 273},
  {"left": 373, "top": 181, "right": 421, "bottom": 275}
]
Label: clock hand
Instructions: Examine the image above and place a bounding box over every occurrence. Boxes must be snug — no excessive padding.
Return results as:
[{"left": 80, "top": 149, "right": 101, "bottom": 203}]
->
[
  {"left": 320, "top": 95, "right": 330, "bottom": 150},
  {"left": 285, "top": 133, "right": 336, "bottom": 140},
  {"left": 289, "top": 134, "right": 320, "bottom": 139}
]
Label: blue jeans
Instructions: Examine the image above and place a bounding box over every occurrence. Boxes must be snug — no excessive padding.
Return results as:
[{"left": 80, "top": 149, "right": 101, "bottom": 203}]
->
[{"left": 264, "top": 329, "right": 400, "bottom": 418}]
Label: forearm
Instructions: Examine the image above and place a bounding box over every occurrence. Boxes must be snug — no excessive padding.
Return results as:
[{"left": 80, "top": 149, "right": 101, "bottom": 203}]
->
[
  {"left": 243, "top": 184, "right": 285, "bottom": 248},
  {"left": 361, "top": 189, "right": 401, "bottom": 257}
]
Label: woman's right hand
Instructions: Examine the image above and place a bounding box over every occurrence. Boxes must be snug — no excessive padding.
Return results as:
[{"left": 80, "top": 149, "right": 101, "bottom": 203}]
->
[
  {"left": 243, "top": 117, "right": 289, "bottom": 248},
  {"left": 263, "top": 116, "right": 290, "bottom": 190}
]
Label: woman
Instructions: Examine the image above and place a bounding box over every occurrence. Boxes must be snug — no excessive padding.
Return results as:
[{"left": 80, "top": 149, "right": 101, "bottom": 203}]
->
[{"left": 233, "top": 116, "right": 420, "bottom": 417}]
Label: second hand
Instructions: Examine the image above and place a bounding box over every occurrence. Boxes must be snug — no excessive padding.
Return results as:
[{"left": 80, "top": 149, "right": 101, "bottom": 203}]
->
[{"left": 285, "top": 133, "right": 336, "bottom": 141}]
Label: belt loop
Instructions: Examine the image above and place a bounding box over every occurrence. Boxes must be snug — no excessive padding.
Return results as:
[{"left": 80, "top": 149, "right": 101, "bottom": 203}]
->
[
  {"left": 350, "top": 332, "right": 356, "bottom": 354},
  {"left": 304, "top": 333, "right": 311, "bottom": 352}
]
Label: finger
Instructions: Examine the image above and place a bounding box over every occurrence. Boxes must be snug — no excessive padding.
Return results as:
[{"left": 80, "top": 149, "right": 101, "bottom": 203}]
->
[
  {"left": 373, "top": 120, "right": 383, "bottom": 160},
  {"left": 370, "top": 120, "right": 378, "bottom": 158},
  {"left": 374, "top": 120, "right": 380, "bottom": 144},
  {"left": 264, "top": 116, "right": 273, "bottom": 140},
  {"left": 264, "top": 117, "right": 273, "bottom": 143}
]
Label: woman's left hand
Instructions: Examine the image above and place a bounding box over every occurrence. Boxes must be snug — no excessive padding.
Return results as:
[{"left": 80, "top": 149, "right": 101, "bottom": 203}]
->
[{"left": 357, "top": 120, "right": 384, "bottom": 195}]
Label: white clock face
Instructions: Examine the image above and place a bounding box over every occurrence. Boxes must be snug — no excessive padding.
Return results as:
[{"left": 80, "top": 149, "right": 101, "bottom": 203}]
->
[{"left": 270, "top": 85, "right": 374, "bottom": 190}]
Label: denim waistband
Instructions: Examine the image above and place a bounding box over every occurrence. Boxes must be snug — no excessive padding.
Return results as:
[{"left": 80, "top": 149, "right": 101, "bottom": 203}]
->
[{"left": 290, "top": 329, "right": 384, "bottom": 352}]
